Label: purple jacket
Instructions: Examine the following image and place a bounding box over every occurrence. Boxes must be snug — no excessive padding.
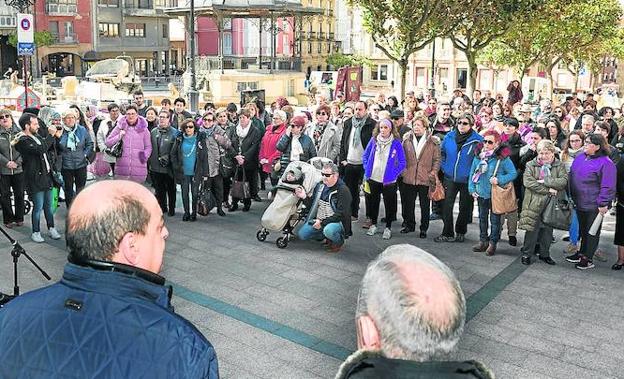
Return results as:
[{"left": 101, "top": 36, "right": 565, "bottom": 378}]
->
[
  {"left": 363, "top": 138, "right": 406, "bottom": 185},
  {"left": 569, "top": 152, "right": 616, "bottom": 211},
  {"left": 106, "top": 116, "right": 152, "bottom": 183}
]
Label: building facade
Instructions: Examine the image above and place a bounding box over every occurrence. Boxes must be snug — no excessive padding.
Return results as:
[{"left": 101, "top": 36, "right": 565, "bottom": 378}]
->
[{"left": 0, "top": 5, "right": 17, "bottom": 75}]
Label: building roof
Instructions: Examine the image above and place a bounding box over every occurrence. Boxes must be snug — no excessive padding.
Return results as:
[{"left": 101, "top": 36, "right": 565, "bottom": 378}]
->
[{"left": 163, "top": 0, "right": 324, "bottom": 17}]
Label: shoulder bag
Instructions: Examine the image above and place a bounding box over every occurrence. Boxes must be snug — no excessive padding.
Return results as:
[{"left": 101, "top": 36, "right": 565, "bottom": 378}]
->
[
  {"left": 542, "top": 192, "right": 572, "bottom": 230},
  {"left": 491, "top": 159, "right": 517, "bottom": 215},
  {"left": 428, "top": 176, "right": 445, "bottom": 201},
  {"left": 231, "top": 165, "right": 251, "bottom": 199},
  {"left": 197, "top": 178, "right": 217, "bottom": 216}
]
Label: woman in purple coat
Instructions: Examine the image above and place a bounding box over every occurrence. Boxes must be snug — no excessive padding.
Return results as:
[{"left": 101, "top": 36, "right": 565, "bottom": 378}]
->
[
  {"left": 362, "top": 118, "right": 406, "bottom": 240},
  {"left": 106, "top": 105, "right": 152, "bottom": 183},
  {"left": 566, "top": 133, "right": 617, "bottom": 270}
]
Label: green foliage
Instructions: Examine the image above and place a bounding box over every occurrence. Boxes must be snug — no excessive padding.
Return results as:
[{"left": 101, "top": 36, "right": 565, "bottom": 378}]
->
[
  {"left": 8, "top": 31, "right": 55, "bottom": 48},
  {"left": 326, "top": 53, "right": 372, "bottom": 68}
]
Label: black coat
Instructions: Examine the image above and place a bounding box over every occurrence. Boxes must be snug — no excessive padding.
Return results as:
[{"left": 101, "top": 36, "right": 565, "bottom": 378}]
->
[
  {"left": 339, "top": 116, "right": 375, "bottom": 164},
  {"left": 227, "top": 125, "right": 262, "bottom": 170},
  {"left": 14, "top": 134, "right": 55, "bottom": 194}
]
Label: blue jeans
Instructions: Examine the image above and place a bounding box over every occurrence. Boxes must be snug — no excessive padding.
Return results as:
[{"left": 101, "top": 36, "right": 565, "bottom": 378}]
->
[
  {"left": 31, "top": 190, "right": 54, "bottom": 233},
  {"left": 569, "top": 209, "right": 579, "bottom": 245},
  {"left": 298, "top": 222, "right": 345, "bottom": 246},
  {"left": 478, "top": 197, "right": 501, "bottom": 244}
]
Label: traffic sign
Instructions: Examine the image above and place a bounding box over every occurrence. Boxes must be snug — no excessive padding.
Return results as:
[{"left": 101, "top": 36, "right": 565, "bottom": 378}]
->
[
  {"left": 17, "top": 14, "right": 34, "bottom": 43},
  {"left": 17, "top": 42, "right": 35, "bottom": 56}
]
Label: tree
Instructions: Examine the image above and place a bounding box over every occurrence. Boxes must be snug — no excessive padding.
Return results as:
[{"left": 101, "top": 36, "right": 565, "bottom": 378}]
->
[
  {"left": 348, "top": 0, "right": 465, "bottom": 100},
  {"left": 326, "top": 53, "right": 372, "bottom": 69},
  {"left": 8, "top": 31, "right": 55, "bottom": 48},
  {"left": 449, "top": 0, "right": 541, "bottom": 95}
]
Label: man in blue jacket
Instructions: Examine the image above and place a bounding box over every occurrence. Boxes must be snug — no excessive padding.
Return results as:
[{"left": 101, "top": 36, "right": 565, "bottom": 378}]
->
[{"left": 0, "top": 180, "right": 219, "bottom": 378}]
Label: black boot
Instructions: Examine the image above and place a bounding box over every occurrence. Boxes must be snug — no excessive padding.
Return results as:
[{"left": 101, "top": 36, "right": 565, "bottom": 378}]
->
[
  {"left": 217, "top": 207, "right": 226, "bottom": 216},
  {"left": 521, "top": 255, "right": 531, "bottom": 265}
]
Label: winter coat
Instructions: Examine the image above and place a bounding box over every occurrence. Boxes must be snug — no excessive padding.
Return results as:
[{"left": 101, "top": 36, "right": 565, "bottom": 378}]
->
[
  {"left": 440, "top": 130, "right": 483, "bottom": 183},
  {"left": 171, "top": 110, "right": 193, "bottom": 130},
  {"left": 518, "top": 158, "right": 568, "bottom": 231},
  {"left": 316, "top": 122, "right": 342, "bottom": 162},
  {"left": 171, "top": 131, "right": 208, "bottom": 182},
  {"left": 0, "top": 262, "right": 219, "bottom": 378},
  {"left": 0, "top": 124, "right": 23, "bottom": 175},
  {"left": 96, "top": 117, "right": 118, "bottom": 164},
  {"left": 468, "top": 144, "right": 517, "bottom": 199},
  {"left": 106, "top": 116, "right": 152, "bottom": 183},
  {"left": 506, "top": 82, "right": 523, "bottom": 106},
  {"left": 569, "top": 152, "right": 617, "bottom": 211},
  {"left": 304, "top": 179, "right": 352, "bottom": 237},
  {"left": 13, "top": 133, "right": 55, "bottom": 194},
  {"left": 502, "top": 132, "right": 525, "bottom": 168},
  {"left": 148, "top": 126, "right": 178, "bottom": 175},
  {"left": 227, "top": 125, "right": 262, "bottom": 171},
  {"left": 259, "top": 123, "right": 287, "bottom": 173},
  {"left": 339, "top": 116, "right": 376, "bottom": 164},
  {"left": 276, "top": 133, "right": 317, "bottom": 175},
  {"left": 203, "top": 125, "right": 231, "bottom": 178},
  {"left": 401, "top": 131, "right": 440, "bottom": 186},
  {"left": 362, "top": 138, "right": 406, "bottom": 185},
  {"left": 57, "top": 124, "right": 94, "bottom": 170}
]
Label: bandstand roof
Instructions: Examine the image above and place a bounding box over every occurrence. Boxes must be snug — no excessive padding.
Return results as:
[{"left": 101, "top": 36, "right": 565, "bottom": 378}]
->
[{"left": 163, "top": 0, "right": 324, "bottom": 17}]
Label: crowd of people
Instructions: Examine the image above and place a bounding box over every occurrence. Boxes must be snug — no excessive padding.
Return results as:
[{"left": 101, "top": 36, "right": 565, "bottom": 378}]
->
[{"left": 0, "top": 85, "right": 623, "bottom": 270}]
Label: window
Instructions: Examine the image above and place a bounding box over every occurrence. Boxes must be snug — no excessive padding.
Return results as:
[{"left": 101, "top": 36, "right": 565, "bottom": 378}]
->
[
  {"left": 236, "top": 82, "right": 259, "bottom": 92},
  {"left": 63, "top": 21, "right": 75, "bottom": 42},
  {"left": 99, "top": 23, "right": 119, "bottom": 37},
  {"left": 308, "top": 42, "right": 312, "bottom": 54},
  {"left": 49, "top": 21, "right": 59, "bottom": 38},
  {"left": 135, "top": 59, "right": 148, "bottom": 76},
  {"left": 371, "top": 64, "right": 389, "bottom": 81},
  {"left": 317, "top": 41, "right": 321, "bottom": 53},
  {"left": 46, "top": 0, "right": 77, "bottom": 14},
  {"left": 162, "top": 23, "right": 168, "bottom": 38},
  {"left": 283, "top": 35, "right": 289, "bottom": 55},
  {"left": 223, "top": 32, "right": 232, "bottom": 55},
  {"left": 287, "top": 79, "right": 295, "bottom": 96},
  {"left": 223, "top": 18, "right": 232, "bottom": 30},
  {"left": 0, "top": 16, "right": 16, "bottom": 27},
  {"left": 126, "top": 23, "right": 146, "bottom": 38},
  {"left": 415, "top": 67, "right": 427, "bottom": 88},
  {"left": 97, "top": 0, "right": 118, "bottom": 6}
]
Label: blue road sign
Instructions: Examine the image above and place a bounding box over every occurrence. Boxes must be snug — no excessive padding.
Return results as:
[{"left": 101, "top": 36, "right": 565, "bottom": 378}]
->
[{"left": 17, "top": 42, "right": 35, "bottom": 56}]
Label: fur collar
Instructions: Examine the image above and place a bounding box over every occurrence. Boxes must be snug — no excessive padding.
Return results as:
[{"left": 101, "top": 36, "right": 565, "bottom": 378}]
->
[{"left": 116, "top": 115, "right": 148, "bottom": 132}]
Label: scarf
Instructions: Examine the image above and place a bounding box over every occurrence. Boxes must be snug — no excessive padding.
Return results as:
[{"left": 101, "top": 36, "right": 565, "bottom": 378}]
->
[
  {"left": 538, "top": 159, "right": 552, "bottom": 180},
  {"left": 204, "top": 126, "right": 215, "bottom": 138},
  {"left": 290, "top": 134, "right": 304, "bottom": 161},
  {"left": 63, "top": 125, "right": 78, "bottom": 151},
  {"left": 351, "top": 117, "right": 366, "bottom": 147},
  {"left": 472, "top": 149, "right": 494, "bottom": 183},
  {"left": 413, "top": 133, "right": 427, "bottom": 160},
  {"left": 455, "top": 130, "right": 471, "bottom": 151},
  {"left": 376, "top": 134, "right": 393, "bottom": 151},
  {"left": 236, "top": 123, "right": 250, "bottom": 139}
]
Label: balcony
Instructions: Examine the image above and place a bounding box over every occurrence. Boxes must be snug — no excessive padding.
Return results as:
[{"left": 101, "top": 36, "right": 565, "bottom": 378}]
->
[
  {"left": 51, "top": 32, "right": 79, "bottom": 45},
  {"left": 46, "top": 3, "right": 77, "bottom": 15},
  {"left": 309, "top": 31, "right": 317, "bottom": 40},
  {"left": 123, "top": 0, "right": 167, "bottom": 15}
]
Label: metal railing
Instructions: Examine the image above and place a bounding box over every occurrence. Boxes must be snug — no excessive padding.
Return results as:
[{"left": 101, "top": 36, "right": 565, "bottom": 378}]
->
[
  {"left": 46, "top": 2, "right": 77, "bottom": 14},
  {"left": 51, "top": 32, "right": 79, "bottom": 44}
]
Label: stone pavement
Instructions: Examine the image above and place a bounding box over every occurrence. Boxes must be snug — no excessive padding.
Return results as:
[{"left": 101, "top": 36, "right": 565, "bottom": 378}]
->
[{"left": 0, "top": 190, "right": 623, "bottom": 379}]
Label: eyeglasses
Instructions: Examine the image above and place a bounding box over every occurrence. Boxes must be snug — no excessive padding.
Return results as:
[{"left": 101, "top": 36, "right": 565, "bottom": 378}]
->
[
  {"left": 316, "top": 112, "right": 327, "bottom": 116},
  {"left": 321, "top": 172, "right": 333, "bottom": 177},
  {"left": 0, "top": 114, "right": 11, "bottom": 119},
  {"left": 484, "top": 140, "right": 496, "bottom": 145},
  {"left": 457, "top": 121, "right": 470, "bottom": 125},
  {"left": 159, "top": 115, "right": 169, "bottom": 119}
]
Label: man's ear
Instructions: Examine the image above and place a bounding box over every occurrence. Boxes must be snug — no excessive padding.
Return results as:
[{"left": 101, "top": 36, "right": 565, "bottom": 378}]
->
[
  {"left": 357, "top": 315, "right": 381, "bottom": 350},
  {"left": 117, "top": 232, "right": 139, "bottom": 265}
]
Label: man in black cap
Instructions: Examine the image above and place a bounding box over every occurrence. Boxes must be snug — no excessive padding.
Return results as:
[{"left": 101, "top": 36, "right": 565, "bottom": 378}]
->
[{"left": 391, "top": 109, "right": 410, "bottom": 138}]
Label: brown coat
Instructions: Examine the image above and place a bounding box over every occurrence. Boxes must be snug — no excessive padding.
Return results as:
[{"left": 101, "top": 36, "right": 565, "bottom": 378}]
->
[{"left": 401, "top": 131, "right": 441, "bottom": 186}]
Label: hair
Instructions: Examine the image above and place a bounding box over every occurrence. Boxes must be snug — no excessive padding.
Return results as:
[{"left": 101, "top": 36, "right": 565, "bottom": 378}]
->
[
  {"left": 66, "top": 194, "right": 151, "bottom": 261},
  {"left": 160, "top": 98, "right": 171, "bottom": 106},
  {"left": 254, "top": 99, "right": 266, "bottom": 114},
  {"left": 180, "top": 118, "right": 196, "bottom": 130},
  {"left": 545, "top": 117, "right": 563, "bottom": 136},
  {"left": 281, "top": 105, "right": 294, "bottom": 121},
  {"left": 412, "top": 115, "right": 430, "bottom": 130},
  {"left": 322, "top": 161, "right": 339, "bottom": 174},
  {"left": 174, "top": 97, "right": 186, "bottom": 106},
  {"left": 125, "top": 104, "right": 138, "bottom": 114},
  {"left": 244, "top": 102, "right": 257, "bottom": 113},
  {"left": 479, "top": 106, "right": 493, "bottom": 116},
  {"left": 238, "top": 108, "right": 252, "bottom": 119},
  {"left": 387, "top": 96, "right": 399, "bottom": 108},
  {"left": 585, "top": 133, "right": 611, "bottom": 156},
  {"left": 581, "top": 114, "right": 595, "bottom": 125},
  {"left": 537, "top": 139, "right": 557, "bottom": 155},
  {"left": 18, "top": 112, "right": 37, "bottom": 130},
  {"left": 457, "top": 113, "right": 475, "bottom": 127},
  {"left": 69, "top": 104, "right": 87, "bottom": 126},
  {"left": 144, "top": 106, "right": 158, "bottom": 118},
  {"left": 561, "top": 130, "right": 585, "bottom": 162},
  {"left": 272, "top": 109, "right": 287, "bottom": 122},
  {"left": 215, "top": 107, "right": 227, "bottom": 118},
  {"left": 491, "top": 101, "right": 504, "bottom": 113},
  {"left": 226, "top": 102, "right": 238, "bottom": 113},
  {"left": 373, "top": 118, "right": 400, "bottom": 139},
  {"left": 553, "top": 106, "right": 567, "bottom": 121},
  {"left": 532, "top": 127, "right": 548, "bottom": 140},
  {"left": 594, "top": 120, "right": 611, "bottom": 136},
  {"left": 133, "top": 90, "right": 144, "bottom": 97},
  {"left": 158, "top": 109, "right": 170, "bottom": 118},
  {"left": 62, "top": 109, "right": 77, "bottom": 120},
  {"left": 356, "top": 245, "right": 466, "bottom": 361},
  {"left": 482, "top": 129, "right": 501, "bottom": 143},
  {"left": 316, "top": 104, "right": 331, "bottom": 115},
  {"left": 107, "top": 103, "right": 120, "bottom": 112},
  {"left": 356, "top": 100, "right": 368, "bottom": 110},
  {"left": 204, "top": 102, "right": 215, "bottom": 111}
]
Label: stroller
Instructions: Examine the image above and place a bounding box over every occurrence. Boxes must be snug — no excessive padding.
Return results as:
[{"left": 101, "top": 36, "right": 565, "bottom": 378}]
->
[{"left": 256, "top": 157, "right": 332, "bottom": 248}]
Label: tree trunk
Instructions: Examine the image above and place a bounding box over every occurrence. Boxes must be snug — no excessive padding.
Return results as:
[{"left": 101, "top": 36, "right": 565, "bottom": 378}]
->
[
  {"left": 398, "top": 59, "right": 408, "bottom": 104},
  {"left": 466, "top": 52, "right": 478, "bottom": 97}
]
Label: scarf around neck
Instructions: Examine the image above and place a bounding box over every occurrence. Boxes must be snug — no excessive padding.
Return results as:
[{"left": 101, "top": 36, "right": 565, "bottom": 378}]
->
[
  {"left": 351, "top": 116, "right": 366, "bottom": 147},
  {"left": 537, "top": 159, "right": 552, "bottom": 179},
  {"left": 63, "top": 125, "right": 78, "bottom": 151},
  {"left": 413, "top": 133, "right": 427, "bottom": 159},
  {"left": 236, "top": 123, "right": 250, "bottom": 139},
  {"left": 455, "top": 130, "right": 471, "bottom": 149},
  {"left": 376, "top": 134, "right": 393, "bottom": 152},
  {"left": 472, "top": 149, "right": 494, "bottom": 183}
]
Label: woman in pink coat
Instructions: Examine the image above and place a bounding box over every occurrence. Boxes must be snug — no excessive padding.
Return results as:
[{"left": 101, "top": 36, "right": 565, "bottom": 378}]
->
[
  {"left": 105, "top": 105, "right": 152, "bottom": 183},
  {"left": 258, "top": 109, "right": 287, "bottom": 187}
]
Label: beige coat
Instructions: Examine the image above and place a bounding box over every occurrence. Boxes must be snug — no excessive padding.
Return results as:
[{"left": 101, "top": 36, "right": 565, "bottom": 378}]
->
[{"left": 401, "top": 131, "right": 441, "bottom": 186}]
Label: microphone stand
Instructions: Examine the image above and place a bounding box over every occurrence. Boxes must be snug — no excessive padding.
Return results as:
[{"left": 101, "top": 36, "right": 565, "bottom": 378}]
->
[{"left": 0, "top": 225, "right": 51, "bottom": 304}]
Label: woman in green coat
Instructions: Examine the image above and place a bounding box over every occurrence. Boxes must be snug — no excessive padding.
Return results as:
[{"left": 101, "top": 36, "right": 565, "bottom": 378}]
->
[{"left": 519, "top": 140, "right": 568, "bottom": 265}]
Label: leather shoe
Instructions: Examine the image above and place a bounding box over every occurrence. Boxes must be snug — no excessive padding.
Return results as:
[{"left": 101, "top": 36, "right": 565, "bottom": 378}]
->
[
  {"left": 521, "top": 255, "right": 531, "bottom": 265},
  {"left": 325, "top": 243, "right": 342, "bottom": 253},
  {"left": 419, "top": 231, "right": 427, "bottom": 239},
  {"left": 538, "top": 256, "right": 556, "bottom": 265},
  {"left": 612, "top": 262, "right": 624, "bottom": 270},
  {"left": 217, "top": 208, "right": 226, "bottom": 216},
  {"left": 229, "top": 203, "right": 239, "bottom": 212},
  {"left": 253, "top": 195, "right": 262, "bottom": 202},
  {"left": 509, "top": 236, "right": 517, "bottom": 246},
  {"left": 242, "top": 204, "right": 251, "bottom": 212},
  {"left": 472, "top": 241, "right": 488, "bottom": 252},
  {"left": 485, "top": 243, "right": 497, "bottom": 256},
  {"left": 190, "top": 214, "right": 197, "bottom": 222},
  {"left": 400, "top": 227, "right": 414, "bottom": 234},
  {"left": 182, "top": 214, "right": 190, "bottom": 221},
  {"left": 453, "top": 234, "right": 465, "bottom": 243},
  {"left": 168, "top": 209, "right": 176, "bottom": 217}
]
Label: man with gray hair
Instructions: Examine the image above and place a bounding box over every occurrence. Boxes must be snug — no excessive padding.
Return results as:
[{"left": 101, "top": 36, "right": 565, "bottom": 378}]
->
[
  {"left": 336, "top": 244, "right": 492, "bottom": 378},
  {"left": 580, "top": 114, "right": 595, "bottom": 135}
]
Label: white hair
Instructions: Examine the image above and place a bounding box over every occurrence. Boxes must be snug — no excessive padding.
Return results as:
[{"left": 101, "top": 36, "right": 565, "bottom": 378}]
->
[
  {"left": 356, "top": 244, "right": 466, "bottom": 361},
  {"left": 582, "top": 114, "right": 595, "bottom": 124},
  {"left": 272, "top": 110, "right": 287, "bottom": 122}
]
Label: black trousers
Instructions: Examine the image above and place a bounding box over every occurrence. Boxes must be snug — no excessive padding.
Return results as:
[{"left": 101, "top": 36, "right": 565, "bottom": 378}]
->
[
  {"left": 399, "top": 182, "right": 430, "bottom": 232},
  {"left": 61, "top": 167, "right": 87, "bottom": 208},
  {"left": 577, "top": 209, "right": 602, "bottom": 260},
  {"left": 441, "top": 179, "right": 471, "bottom": 237},
  {"left": 259, "top": 170, "right": 268, "bottom": 190},
  {"left": 151, "top": 171, "right": 176, "bottom": 213},
  {"left": 343, "top": 163, "right": 364, "bottom": 217},
  {"left": 0, "top": 172, "right": 24, "bottom": 224},
  {"left": 205, "top": 174, "right": 224, "bottom": 205},
  {"left": 223, "top": 176, "right": 232, "bottom": 204},
  {"left": 368, "top": 180, "right": 397, "bottom": 228}
]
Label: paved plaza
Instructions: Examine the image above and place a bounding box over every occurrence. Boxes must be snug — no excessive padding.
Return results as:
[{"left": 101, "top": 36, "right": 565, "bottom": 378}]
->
[{"left": 0, "top": 189, "right": 623, "bottom": 379}]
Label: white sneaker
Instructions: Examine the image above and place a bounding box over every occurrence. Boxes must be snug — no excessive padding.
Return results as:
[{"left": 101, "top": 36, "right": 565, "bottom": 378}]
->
[
  {"left": 366, "top": 225, "right": 377, "bottom": 236},
  {"left": 31, "top": 232, "right": 44, "bottom": 243},
  {"left": 382, "top": 228, "right": 392, "bottom": 240},
  {"left": 49, "top": 228, "right": 61, "bottom": 240},
  {"left": 267, "top": 191, "right": 273, "bottom": 200}
]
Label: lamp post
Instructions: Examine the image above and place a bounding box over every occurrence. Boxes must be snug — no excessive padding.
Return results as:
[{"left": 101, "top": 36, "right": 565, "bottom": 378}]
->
[
  {"left": 429, "top": 38, "right": 436, "bottom": 98},
  {"left": 187, "top": 0, "right": 199, "bottom": 112}
]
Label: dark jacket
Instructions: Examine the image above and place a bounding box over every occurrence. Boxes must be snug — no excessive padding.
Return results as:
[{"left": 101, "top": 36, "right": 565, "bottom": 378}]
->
[
  {"left": 439, "top": 130, "right": 482, "bottom": 183},
  {"left": 14, "top": 133, "right": 55, "bottom": 194},
  {"left": 0, "top": 262, "right": 219, "bottom": 378},
  {"left": 519, "top": 158, "right": 568, "bottom": 231},
  {"left": 171, "top": 131, "right": 208, "bottom": 182},
  {"left": 57, "top": 124, "right": 94, "bottom": 170},
  {"left": 304, "top": 179, "right": 352, "bottom": 237},
  {"left": 171, "top": 110, "right": 193, "bottom": 130},
  {"left": 227, "top": 125, "right": 262, "bottom": 170},
  {"left": 276, "top": 133, "right": 317, "bottom": 175},
  {"left": 570, "top": 152, "right": 617, "bottom": 211},
  {"left": 335, "top": 350, "right": 493, "bottom": 379},
  {"left": 339, "top": 116, "right": 376, "bottom": 164},
  {"left": 148, "top": 126, "right": 178, "bottom": 174},
  {"left": 0, "top": 123, "right": 23, "bottom": 175}
]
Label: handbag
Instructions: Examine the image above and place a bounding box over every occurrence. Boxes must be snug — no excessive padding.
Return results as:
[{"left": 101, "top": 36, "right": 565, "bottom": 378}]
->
[
  {"left": 542, "top": 192, "right": 572, "bottom": 230},
  {"left": 197, "top": 178, "right": 217, "bottom": 216},
  {"left": 231, "top": 166, "right": 251, "bottom": 199},
  {"left": 105, "top": 138, "right": 123, "bottom": 158},
  {"left": 428, "top": 176, "right": 445, "bottom": 201},
  {"left": 491, "top": 159, "right": 517, "bottom": 215}
]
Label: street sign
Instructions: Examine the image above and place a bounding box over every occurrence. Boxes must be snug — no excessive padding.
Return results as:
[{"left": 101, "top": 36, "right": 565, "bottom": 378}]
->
[{"left": 17, "top": 14, "right": 35, "bottom": 56}]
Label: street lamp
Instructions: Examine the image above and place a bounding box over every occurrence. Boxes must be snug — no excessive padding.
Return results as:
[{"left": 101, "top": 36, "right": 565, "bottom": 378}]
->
[
  {"left": 429, "top": 38, "right": 436, "bottom": 97},
  {"left": 187, "top": 0, "right": 199, "bottom": 112},
  {"left": 5, "top": 0, "right": 34, "bottom": 12}
]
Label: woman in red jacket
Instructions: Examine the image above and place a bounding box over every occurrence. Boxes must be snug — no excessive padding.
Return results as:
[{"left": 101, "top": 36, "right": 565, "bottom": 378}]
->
[{"left": 259, "top": 109, "right": 287, "bottom": 191}]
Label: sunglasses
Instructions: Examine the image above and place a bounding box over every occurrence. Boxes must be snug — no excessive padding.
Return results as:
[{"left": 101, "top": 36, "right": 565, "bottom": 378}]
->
[
  {"left": 290, "top": 124, "right": 302, "bottom": 128},
  {"left": 484, "top": 140, "right": 496, "bottom": 145},
  {"left": 457, "top": 121, "right": 470, "bottom": 125},
  {"left": 159, "top": 115, "right": 169, "bottom": 119},
  {"left": 184, "top": 125, "right": 195, "bottom": 129},
  {"left": 316, "top": 112, "right": 327, "bottom": 116},
  {"left": 321, "top": 172, "right": 333, "bottom": 177},
  {"left": 0, "top": 114, "right": 10, "bottom": 119},
  {"left": 203, "top": 118, "right": 214, "bottom": 122}
]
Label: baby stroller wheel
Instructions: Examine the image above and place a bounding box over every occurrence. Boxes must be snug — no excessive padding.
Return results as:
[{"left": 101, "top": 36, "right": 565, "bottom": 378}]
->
[
  {"left": 276, "top": 236, "right": 288, "bottom": 249},
  {"left": 256, "top": 229, "right": 268, "bottom": 242}
]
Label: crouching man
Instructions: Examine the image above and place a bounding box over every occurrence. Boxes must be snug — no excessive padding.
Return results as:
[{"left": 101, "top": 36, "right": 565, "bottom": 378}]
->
[
  {"left": 296, "top": 162, "right": 352, "bottom": 253},
  {"left": 336, "top": 244, "right": 493, "bottom": 378}
]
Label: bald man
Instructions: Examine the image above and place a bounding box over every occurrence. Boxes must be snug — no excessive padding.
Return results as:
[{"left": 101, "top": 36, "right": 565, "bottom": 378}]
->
[
  {"left": 0, "top": 180, "right": 219, "bottom": 378},
  {"left": 335, "top": 244, "right": 492, "bottom": 378}
]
